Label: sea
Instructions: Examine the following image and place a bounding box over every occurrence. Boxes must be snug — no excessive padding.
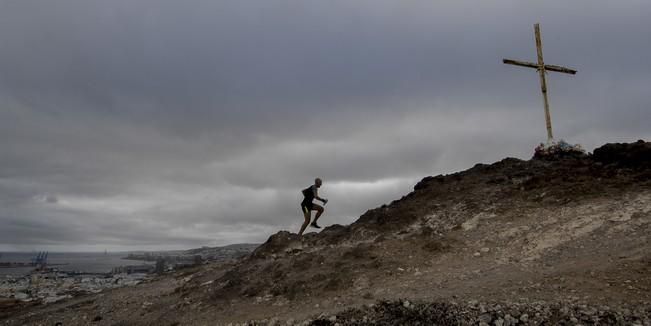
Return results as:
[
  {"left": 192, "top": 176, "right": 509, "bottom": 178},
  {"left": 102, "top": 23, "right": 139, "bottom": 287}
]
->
[{"left": 0, "top": 252, "right": 151, "bottom": 278}]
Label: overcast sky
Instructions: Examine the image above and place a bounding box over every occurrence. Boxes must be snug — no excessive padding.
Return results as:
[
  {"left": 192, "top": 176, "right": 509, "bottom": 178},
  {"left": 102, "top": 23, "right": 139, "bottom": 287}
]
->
[{"left": 1, "top": 0, "right": 649, "bottom": 252}]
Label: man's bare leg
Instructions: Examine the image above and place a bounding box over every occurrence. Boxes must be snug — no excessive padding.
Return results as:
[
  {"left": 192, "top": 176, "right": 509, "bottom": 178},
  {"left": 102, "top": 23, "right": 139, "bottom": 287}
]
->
[
  {"left": 298, "top": 208, "right": 311, "bottom": 236},
  {"left": 310, "top": 204, "right": 324, "bottom": 227}
]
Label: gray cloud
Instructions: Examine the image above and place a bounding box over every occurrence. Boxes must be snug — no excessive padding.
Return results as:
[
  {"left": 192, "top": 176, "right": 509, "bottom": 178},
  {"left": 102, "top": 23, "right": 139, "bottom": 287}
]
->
[{"left": 1, "top": 0, "right": 649, "bottom": 251}]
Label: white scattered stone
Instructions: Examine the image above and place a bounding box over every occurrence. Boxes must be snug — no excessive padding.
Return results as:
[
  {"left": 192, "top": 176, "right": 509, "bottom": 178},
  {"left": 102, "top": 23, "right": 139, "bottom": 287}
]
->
[
  {"left": 43, "top": 295, "right": 71, "bottom": 304},
  {"left": 480, "top": 247, "right": 490, "bottom": 253},
  {"left": 200, "top": 280, "right": 214, "bottom": 287},
  {"left": 462, "top": 216, "right": 481, "bottom": 231},
  {"left": 474, "top": 252, "right": 481, "bottom": 257},
  {"left": 14, "top": 292, "right": 29, "bottom": 300}
]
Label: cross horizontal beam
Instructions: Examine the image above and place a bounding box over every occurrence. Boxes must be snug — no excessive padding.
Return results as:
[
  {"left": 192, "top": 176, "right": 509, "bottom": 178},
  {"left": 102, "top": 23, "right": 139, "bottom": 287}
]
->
[{"left": 503, "top": 58, "right": 577, "bottom": 75}]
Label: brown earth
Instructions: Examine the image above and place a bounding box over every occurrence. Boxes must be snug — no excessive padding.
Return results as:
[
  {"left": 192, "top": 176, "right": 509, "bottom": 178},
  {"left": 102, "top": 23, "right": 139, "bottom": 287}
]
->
[{"left": 2, "top": 140, "right": 650, "bottom": 325}]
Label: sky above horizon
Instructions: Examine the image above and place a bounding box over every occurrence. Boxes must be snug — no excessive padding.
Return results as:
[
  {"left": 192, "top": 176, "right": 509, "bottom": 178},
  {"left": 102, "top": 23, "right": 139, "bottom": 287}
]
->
[{"left": 1, "top": 0, "right": 649, "bottom": 251}]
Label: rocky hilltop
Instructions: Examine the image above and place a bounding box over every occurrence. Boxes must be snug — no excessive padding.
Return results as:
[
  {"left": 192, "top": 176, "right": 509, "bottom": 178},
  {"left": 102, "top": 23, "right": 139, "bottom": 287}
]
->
[{"left": 2, "top": 140, "right": 650, "bottom": 325}]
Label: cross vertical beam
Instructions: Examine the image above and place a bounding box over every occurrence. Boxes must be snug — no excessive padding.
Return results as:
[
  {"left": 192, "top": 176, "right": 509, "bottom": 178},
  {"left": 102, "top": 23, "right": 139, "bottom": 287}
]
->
[
  {"left": 534, "top": 24, "right": 554, "bottom": 143},
  {"left": 503, "top": 23, "right": 577, "bottom": 144}
]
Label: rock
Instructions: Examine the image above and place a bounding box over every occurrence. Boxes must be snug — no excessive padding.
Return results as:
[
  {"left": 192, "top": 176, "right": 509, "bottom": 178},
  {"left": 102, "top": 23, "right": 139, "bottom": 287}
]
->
[
  {"left": 481, "top": 247, "right": 490, "bottom": 253},
  {"left": 593, "top": 140, "right": 651, "bottom": 167},
  {"left": 328, "top": 315, "right": 337, "bottom": 322},
  {"left": 520, "top": 313, "right": 529, "bottom": 322},
  {"left": 462, "top": 215, "right": 481, "bottom": 231},
  {"left": 478, "top": 313, "right": 492, "bottom": 324},
  {"left": 43, "top": 295, "right": 72, "bottom": 304},
  {"left": 14, "top": 292, "right": 29, "bottom": 300},
  {"left": 503, "top": 314, "right": 517, "bottom": 326},
  {"left": 474, "top": 252, "right": 481, "bottom": 257},
  {"left": 403, "top": 300, "right": 411, "bottom": 308}
]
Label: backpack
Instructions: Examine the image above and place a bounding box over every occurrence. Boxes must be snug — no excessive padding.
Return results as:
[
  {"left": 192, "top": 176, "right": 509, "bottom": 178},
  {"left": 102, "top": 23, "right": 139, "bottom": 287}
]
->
[{"left": 302, "top": 186, "right": 314, "bottom": 199}]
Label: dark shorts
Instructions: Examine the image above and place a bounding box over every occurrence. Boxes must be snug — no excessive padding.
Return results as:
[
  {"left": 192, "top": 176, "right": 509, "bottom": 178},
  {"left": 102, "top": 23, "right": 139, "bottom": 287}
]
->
[{"left": 301, "top": 201, "right": 313, "bottom": 214}]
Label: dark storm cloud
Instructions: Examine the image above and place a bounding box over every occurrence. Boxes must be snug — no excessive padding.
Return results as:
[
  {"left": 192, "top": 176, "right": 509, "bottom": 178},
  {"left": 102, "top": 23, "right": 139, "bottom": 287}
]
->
[{"left": 1, "top": 0, "right": 649, "bottom": 251}]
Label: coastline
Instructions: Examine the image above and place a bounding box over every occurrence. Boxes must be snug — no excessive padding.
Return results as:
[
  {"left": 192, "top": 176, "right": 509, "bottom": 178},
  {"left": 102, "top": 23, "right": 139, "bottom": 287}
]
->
[{"left": 0, "top": 252, "right": 154, "bottom": 305}]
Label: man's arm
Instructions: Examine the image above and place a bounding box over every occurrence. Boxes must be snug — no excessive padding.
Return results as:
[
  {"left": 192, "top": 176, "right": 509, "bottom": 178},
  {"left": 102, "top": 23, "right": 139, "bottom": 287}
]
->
[{"left": 313, "top": 187, "right": 327, "bottom": 204}]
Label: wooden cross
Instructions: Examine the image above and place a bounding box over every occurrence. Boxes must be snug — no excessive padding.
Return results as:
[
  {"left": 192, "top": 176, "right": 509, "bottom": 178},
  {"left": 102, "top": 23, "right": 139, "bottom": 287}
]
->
[{"left": 503, "top": 23, "right": 577, "bottom": 144}]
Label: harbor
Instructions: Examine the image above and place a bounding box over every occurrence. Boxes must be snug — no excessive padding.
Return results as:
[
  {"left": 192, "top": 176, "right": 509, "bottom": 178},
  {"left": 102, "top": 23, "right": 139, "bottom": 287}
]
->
[
  {"left": 0, "top": 251, "right": 154, "bottom": 304},
  {"left": 0, "top": 252, "right": 68, "bottom": 269},
  {"left": 0, "top": 245, "right": 257, "bottom": 305}
]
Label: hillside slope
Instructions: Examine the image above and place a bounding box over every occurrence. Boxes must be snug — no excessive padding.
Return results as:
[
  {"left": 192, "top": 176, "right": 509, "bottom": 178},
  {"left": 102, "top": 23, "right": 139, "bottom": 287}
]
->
[{"left": 3, "top": 140, "right": 650, "bottom": 325}]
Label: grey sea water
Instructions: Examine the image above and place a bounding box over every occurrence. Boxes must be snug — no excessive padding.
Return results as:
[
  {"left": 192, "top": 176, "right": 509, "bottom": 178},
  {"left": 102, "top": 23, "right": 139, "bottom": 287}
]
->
[{"left": 0, "top": 252, "right": 149, "bottom": 277}]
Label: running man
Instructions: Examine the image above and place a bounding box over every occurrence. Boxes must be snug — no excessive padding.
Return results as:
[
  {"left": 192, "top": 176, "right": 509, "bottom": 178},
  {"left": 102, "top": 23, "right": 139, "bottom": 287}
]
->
[{"left": 298, "top": 178, "right": 328, "bottom": 236}]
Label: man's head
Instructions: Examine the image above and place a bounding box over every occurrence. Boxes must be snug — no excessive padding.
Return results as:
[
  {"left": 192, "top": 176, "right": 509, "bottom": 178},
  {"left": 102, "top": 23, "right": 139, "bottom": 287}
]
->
[{"left": 315, "top": 178, "right": 322, "bottom": 187}]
